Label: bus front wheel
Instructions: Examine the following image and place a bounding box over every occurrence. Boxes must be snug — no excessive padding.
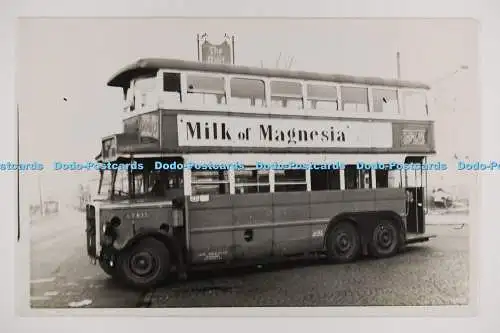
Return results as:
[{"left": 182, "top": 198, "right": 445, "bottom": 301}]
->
[
  {"left": 325, "top": 221, "right": 361, "bottom": 263},
  {"left": 117, "top": 237, "right": 171, "bottom": 289},
  {"left": 368, "top": 219, "right": 401, "bottom": 258}
]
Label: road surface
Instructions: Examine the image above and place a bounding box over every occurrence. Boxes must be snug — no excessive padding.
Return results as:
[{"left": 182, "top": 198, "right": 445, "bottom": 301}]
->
[{"left": 29, "top": 209, "right": 469, "bottom": 308}]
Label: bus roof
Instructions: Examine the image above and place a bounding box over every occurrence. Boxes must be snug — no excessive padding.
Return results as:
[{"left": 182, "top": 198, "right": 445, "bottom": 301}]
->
[{"left": 107, "top": 58, "right": 431, "bottom": 90}]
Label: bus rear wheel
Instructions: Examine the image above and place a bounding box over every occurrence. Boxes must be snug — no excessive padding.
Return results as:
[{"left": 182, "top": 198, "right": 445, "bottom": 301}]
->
[
  {"left": 117, "top": 237, "right": 171, "bottom": 289},
  {"left": 325, "top": 221, "right": 361, "bottom": 263},
  {"left": 368, "top": 219, "right": 401, "bottom": 258}
]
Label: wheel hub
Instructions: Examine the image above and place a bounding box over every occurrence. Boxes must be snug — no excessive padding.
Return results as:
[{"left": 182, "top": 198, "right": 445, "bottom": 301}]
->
[
  {"left": 375, "top": 225, "right": 395, "bottom": 249},
  {"left": 336, "top": 232, "right": 352, "bottom": 252},
  {"left": 130, "top": 252, "right": 155, "bottom": 276}
]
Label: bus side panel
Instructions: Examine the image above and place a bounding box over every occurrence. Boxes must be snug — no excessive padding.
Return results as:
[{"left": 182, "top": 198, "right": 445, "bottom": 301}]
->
[
  {"left": 341, "top": 189, "right": 377, "bottom": 212},
  {"left": 231, "top": 193, "right": 274, "bottom": 259},
  {"left": 272, "top": 192, "right": 311, "bottom": 256},
  {"left": 374, "top": 188, "right": 406, "bottom": 214},
  {"left": 188, "top": 195, "right": 233, "bottom": 264},
  {"left": 100, "top": 206, "right": 171, "bottom": 250},
  {"left": 309, "top": 190, "right": 344, "bottom": 250}
]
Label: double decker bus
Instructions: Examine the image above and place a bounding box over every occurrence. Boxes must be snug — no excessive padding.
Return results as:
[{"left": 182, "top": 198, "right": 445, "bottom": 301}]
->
[{"left": 86, "top": 58, "right": 437, "bottom": 289}]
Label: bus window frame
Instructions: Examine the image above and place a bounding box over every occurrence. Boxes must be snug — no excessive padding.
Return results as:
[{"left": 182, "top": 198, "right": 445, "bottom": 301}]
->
[
  {"left": 184, "top": 71, "right": 228, "bottom": 106},
  {"left": 273, "top": 169, "right": 308, "bottom": 192},
  {"left": 150, "top": 69, "right": 430, "bottom": 123},
  {"left": 234, "top": 166, "right": 271, "bottom": 194},
  {"left": 191, "top": 169, "right": 230, "bottom": 196},
  {"left": 227, "top": 74, "right": 268, "bottom": 109},
  {"left": 128, "top": 74, "right": 161, "bottom": 113},
  {"left": 339, "top": 83, "right": 372, "bottom": 113},
  {"left": 371, "top": 86, "right": 400, "bottom": 115},
  {"left": 156, "top": 69, "right": 184, "bottom": 108},
  {"left": 303, "top": 80, "right": 341, "bottom": 112},
  {"left": 400, "top": 87, "right": 430, "bottom": 119},
  {"left": 269, "top": 78, "right": 305, "bottom": 110}
]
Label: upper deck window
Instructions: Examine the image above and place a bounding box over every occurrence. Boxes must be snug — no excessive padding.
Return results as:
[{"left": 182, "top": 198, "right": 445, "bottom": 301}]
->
[
  {"left": 135, "top": 76, "right": 156, "bottom": 92},
  {"left": 402, "top": 90, "right": 428, "bottom": 117},
  {"left": 306, "top": 84, "right": 338, "bottom": 110},
  {"left": 341, "top": 86, "right": 369, "bottom": 112},
  {"left": 186, "top": 74, "right": 226, "bottom": 105},
  {"left": 270, "top": 80, "right": 303, "bottom": 109},
  {"left": 162, "top": 72, "right": 182, "bottom": 103},
  {"left": 373, "top": 88, "right": 399, "bottom": 114},
  {"left": 134, "top": 76, "right": 157, "bottom": 109},
  {"left": 230, "top": 78, "right": 266, "bottom": 107}
]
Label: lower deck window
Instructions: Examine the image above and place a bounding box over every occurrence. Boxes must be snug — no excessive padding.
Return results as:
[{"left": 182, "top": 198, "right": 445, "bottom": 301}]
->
[
  {"left": 311, "top": 169, "right": 341, "bottom": 191},
  {"left": 234, "top": 168, "right": 270, "bottom": 194},
  {"left": 345, "top": 165, "right": 372, "bottom": 189},
  {"left": 376, "top": 167, "right": 403, "bottom": 188},
  {"left": 191, "top": 170, "right": 229, "bottom": 195},
  {"left": 274, "top": 169, "right": 307, "bottom": 192}
]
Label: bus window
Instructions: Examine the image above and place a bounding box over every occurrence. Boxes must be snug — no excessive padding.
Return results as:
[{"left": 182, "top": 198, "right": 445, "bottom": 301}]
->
[
  {"left": 115, "top": 169, "right": 130, "bottom": 196},
  {"left": 306, "top": 84, "right": 338, "bottom": 111},
  {"left": 311, "top": 169, "right": 341, "bottom": 191},
  {"left": 274, "top": 169, "right": 307, "bottom": 192},
  {"left": 359, "top": 170, "right": 372, "bottom": 189},
  {"left": 376, "top": 169, "right": 389, "bottom": 188},
  {"left": 124, "top": 85, "right": 135, "bottom": 112},
  {"left": 344, "top": 165, "right": 358, "bottom": 189},
  {"left": 376, "top": 166, "right": 403, "bottom": 188},
  {"left": 341, "top": 86, "right": 369, "bottom": 112},
  {"left": 344, "top": 165, "right": 372, "bottom": 189},
  {"left": 402, "top": 90, "right": 428, "bottom": 117},
  {"left": 234, "top": 168, "right": 270, "bottom": 194},
  {"left": 372, "top": 88, "right": 399, "bottom": 114},
  {"left": 162, "top": 72, "right": 182, "bottom": 103},
  {"left": 270, "top": 80, "right": 303, "bottom": 109},
  {"left": 191, "top": 170, "right": 230, "bottom": 195},
  {"left": 135, "top": 76, "right": 157, "bottom": 109},
  {"left": 405, "top": 167, "right": 423, "bottom": 188},
  {"left": 186, "top": 74, "right": 226, "bottom": 105},
  {"left": 230, "top": 78, "right": 266, "bottom": 107},
  {"left": 98, "top": 170, "right": 113, "bottom": 197}
]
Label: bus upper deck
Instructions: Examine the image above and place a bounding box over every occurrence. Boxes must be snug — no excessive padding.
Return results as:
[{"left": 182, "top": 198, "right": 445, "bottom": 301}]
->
[{"left": 108, "top": 58, "right": 432, "bottom": 123}]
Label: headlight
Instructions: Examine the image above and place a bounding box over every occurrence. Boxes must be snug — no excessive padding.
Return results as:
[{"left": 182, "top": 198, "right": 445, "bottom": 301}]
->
[{"left": 102, "top": 223, "right": 107, "bottom": 234}]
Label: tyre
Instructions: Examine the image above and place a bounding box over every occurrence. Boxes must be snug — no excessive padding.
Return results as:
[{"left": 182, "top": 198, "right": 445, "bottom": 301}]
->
[
  {"left": 325, "top": 221, "right": 361, "bottom": 263},
  {"left": 116, "top": 237, "right": 171, "bottom": 289},
  {"left": 368, "top": 219, "right": 401, "bottom": 258}
]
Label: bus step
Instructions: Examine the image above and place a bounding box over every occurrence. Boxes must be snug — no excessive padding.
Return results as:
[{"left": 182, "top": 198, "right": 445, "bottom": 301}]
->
[{"left": 405, "top": 233, "right": 437, "bottom": 245}]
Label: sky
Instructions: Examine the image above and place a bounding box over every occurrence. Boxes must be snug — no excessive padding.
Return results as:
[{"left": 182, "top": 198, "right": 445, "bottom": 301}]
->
[{"left": 15, "top": 18, "right": 479, "bottom": 207}]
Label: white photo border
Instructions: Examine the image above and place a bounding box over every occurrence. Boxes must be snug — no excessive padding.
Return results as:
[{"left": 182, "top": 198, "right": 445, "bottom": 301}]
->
[{"left": 1, "top": 0, "right": 498, "bottom": 331}]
